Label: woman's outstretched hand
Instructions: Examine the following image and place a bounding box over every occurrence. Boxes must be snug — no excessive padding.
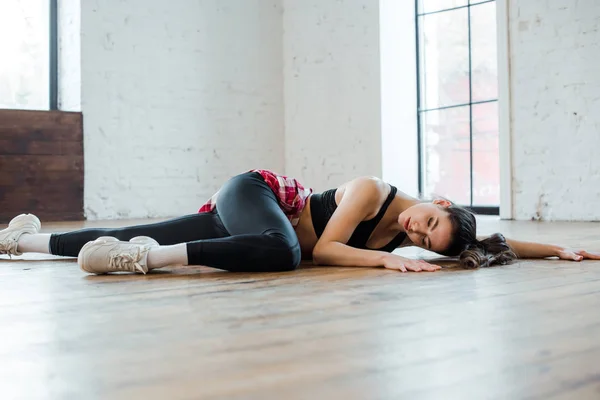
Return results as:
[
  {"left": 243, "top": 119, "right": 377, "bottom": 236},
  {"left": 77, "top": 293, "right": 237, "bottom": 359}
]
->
[
  {"left": 556, "top": 248, "right": 600, "bottom": 262},
  {"left": 382, "top": 254, "right": 441, "bottom": 272}
]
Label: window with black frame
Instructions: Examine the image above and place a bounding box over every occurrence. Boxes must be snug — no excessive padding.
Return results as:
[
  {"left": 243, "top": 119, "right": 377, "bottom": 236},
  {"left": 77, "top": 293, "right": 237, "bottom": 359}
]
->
[
  {"left": 416, "top": 0, "right": 499, "bottom": 214},
  {"left": 0, "top": 0, "right": 57, "bottom": 110}
]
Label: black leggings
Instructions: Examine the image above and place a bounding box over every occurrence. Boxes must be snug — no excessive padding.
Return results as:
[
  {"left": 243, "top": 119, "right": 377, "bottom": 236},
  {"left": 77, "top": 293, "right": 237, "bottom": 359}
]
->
[{"left": 49, "top": 172, "right": 302, "bottom": 272}]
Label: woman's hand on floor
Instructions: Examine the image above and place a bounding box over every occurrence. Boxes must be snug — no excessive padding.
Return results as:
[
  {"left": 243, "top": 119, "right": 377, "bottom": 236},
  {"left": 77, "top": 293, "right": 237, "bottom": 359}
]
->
[
  {"left": 382, "top": 254, "right": 441, "bottom": 272},
  {"left": 556, "top": 248, "right": 600, "bottom": 261}
]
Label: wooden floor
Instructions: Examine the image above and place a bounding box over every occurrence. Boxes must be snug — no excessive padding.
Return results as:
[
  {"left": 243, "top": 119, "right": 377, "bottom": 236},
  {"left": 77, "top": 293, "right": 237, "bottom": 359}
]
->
[{"left": 1, "top": 217, "right": 600, "bottom": 400}]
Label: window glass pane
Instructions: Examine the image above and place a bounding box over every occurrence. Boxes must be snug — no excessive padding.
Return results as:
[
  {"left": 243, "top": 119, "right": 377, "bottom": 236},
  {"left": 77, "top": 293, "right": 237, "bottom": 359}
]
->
[
  {"left": 421, "top": 106, "right": 471, "bottom": 205},
  {"left": 472, "top": 102, "right": 499, "bottom": 206},
  {"left": 419, "top": 0, "right": 468, "bottom": 14},
  {"left": 0, "top": 0, "right": 49, "bottom": 110},
  {"left": 471, "top": 1, "right": 497, "bottom": 102},
  {"left": 419, "top": 8, "right": 469, "bottom": 110},
  {"left": 469, "top": 0, "right": 491, "bottom": 4}
]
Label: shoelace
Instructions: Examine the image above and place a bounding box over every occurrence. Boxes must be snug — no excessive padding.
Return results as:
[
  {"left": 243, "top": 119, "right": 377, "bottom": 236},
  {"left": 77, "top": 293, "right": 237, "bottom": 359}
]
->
[
  {"left": 108, "top": 247, "right": 148, "bottom": 274},
  {"left": 0, "top": 239, "right": 18, "bottom": 258}
]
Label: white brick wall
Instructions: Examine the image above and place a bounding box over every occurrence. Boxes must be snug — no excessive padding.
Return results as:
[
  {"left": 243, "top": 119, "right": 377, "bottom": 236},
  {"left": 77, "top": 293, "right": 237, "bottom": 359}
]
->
[
  {"left": 79, "top": 0, "right": 284, "bottom": 219},
  {"left": 282, "top": 0, "right": 383, "bottom": 193},
  {"left": 61, "top": 0, "right": 417, "bottom": 219},
  {"left": 380, "top": 0, "right": 419, "bottom": 197},
  {"left": 510, "top": 0, "right": 600, "bottom": 221}
]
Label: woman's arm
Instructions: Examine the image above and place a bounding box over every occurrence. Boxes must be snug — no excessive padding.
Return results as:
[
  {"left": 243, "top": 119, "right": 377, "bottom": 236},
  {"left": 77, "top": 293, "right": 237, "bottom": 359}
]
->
[
  {"left": 505, "top": 238, "right": 560, "bottom": 258},
  {"left": 478, "top": 236, "right": 600, "bottom": 261},
  {"left": 313, "top": 241, "right": 389, "bottom": 267},
  {"left": 313, "top": 241, "right": 440, "bottom": 272}
]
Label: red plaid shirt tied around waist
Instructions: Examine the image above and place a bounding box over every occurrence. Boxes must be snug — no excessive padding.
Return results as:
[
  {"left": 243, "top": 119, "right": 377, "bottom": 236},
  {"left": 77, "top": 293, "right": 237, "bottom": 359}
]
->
[{"left": 198, "top": 170, "right": 313, "bottom": 227}]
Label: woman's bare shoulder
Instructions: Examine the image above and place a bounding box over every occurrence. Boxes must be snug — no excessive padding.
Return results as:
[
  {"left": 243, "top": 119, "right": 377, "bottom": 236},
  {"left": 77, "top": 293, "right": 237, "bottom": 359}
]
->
[
  {"left": 334, "top": 176, "right": 390, "bottom": 217},
  {"left": 336, "top": 176, "right": 388, "bottom": 192}
]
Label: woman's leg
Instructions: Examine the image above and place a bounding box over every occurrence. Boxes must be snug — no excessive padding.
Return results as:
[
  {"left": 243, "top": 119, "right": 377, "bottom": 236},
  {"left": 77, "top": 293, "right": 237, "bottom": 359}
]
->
[
  {"left": 184, "top": 171, "right": 302, "bottom": 272},
  {"left": 78, "top": 172, "right": 302, "bottom": 274},
  {"left": 13, "top": 212, "right": 228, "bottom": 257}
]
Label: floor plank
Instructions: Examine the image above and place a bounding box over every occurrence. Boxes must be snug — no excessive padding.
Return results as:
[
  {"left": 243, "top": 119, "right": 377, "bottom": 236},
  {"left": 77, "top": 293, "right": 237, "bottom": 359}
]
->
[{"left": 0, "top": 217, "right": 599, "bottom": 399}]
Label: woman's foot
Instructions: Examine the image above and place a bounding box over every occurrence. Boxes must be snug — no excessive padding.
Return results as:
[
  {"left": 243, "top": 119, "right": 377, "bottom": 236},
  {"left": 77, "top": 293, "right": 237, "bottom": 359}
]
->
[
  {"left": 0, "top": 214, "right": 42, "bottom": 257},
  {"left": 78, "top": 236, "right": 159, "bottom": 275}
]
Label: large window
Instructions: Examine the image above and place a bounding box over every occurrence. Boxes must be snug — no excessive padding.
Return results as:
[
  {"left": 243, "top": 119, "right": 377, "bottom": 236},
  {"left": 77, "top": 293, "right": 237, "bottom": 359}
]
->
[
  {"left": 0, "top": 0, "right": 57, "bottom": 110},
  {"left": 416, "top": 0, "right": 499, "bottom": 213}
]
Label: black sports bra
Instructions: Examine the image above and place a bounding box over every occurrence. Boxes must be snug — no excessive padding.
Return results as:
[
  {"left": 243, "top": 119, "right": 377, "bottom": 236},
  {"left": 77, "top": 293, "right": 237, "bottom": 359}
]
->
[{"left": 310, "top": 185, "right": 407, "bottom": 253}]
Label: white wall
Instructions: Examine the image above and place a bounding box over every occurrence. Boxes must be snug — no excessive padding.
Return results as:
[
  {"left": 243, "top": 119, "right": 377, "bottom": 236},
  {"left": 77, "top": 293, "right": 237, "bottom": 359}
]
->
[
  {"left": 77, "top": 0, "right": 284, "bottom": 219},
  {"left": 509, "top": 0, "right": 600, "bottom": 221},
  {"left": 282, "top": 0, "right": 383, "bottom": 192},
  {"left": 60, "top": 0, "right": 416, "bottom": 219},
  {"left": 380, "top": 0, "right": 418, "bottom": 197}
]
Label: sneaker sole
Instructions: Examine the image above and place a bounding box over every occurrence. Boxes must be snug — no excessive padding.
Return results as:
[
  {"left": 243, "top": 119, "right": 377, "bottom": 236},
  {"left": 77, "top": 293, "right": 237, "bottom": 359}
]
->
[{"left": 130, "top": 236, "right": 159, "bottom": 247}]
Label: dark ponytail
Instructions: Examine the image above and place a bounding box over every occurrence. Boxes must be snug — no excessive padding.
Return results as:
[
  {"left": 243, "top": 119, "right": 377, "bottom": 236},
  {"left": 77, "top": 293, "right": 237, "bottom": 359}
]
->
[
  {"left": 442, "top": 204, "right": 516, "bottom": 268},
  {"left": 459, "top": 233, "right": 516, "bottom": 269}
]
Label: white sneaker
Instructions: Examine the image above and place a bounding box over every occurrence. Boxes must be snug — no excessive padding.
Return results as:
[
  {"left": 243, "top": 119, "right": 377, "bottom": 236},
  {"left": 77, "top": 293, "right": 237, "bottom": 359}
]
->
[
  {"left": 0, "top": 214, "right": 41, "bottom": 257},
  {"left": 78, "top": 236, "right": 159, "bottom": 275}
]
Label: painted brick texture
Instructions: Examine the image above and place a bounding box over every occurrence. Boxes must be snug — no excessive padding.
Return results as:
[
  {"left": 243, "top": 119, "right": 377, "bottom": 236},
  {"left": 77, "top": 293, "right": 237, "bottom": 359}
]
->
[
  {"left": 79, "top": 0, "right": 284, "bottom": 219},
  {"left": 510, "top": 0, "right": 600, "bottom": 220}
]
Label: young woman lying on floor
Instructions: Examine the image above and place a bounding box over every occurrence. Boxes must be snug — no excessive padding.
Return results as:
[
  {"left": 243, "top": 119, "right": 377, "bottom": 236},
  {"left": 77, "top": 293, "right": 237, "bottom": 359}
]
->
[{"left": 1, "top": 170, "right": 599, "bottom": 274}]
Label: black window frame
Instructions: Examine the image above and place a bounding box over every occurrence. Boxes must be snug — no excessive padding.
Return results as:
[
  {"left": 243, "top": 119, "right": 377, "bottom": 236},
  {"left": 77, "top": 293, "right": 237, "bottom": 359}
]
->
[
  {"left": 50, "top": 0, "right": 58, "bottom": 110},
  {"left": 415, "top": 0, "right": 499, "bottom": 216}
]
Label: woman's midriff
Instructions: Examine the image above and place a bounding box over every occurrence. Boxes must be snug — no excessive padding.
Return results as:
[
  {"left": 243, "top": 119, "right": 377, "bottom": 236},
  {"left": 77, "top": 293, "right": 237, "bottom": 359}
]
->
[{"left": 294, "top": 194, "right": 319, "bottom": 259}]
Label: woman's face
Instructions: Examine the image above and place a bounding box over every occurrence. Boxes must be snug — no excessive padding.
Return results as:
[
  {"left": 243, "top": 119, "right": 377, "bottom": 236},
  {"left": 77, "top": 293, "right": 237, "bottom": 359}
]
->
[{"left": 398, "top": 200, "right": 454, "bottom": 253}]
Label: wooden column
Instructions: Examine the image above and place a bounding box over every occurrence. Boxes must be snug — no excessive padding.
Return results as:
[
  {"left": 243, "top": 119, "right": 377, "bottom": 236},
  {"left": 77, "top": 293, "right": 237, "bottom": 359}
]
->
[{"left": 0, "top": 110, "right": 84, "bottom": 223}]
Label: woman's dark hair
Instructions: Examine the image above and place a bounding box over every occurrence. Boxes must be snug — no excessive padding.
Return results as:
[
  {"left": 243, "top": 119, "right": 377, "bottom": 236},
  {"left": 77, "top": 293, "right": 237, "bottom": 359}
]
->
[{"left": 440, "top": 204, "right": 516, "bottom": 268}]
